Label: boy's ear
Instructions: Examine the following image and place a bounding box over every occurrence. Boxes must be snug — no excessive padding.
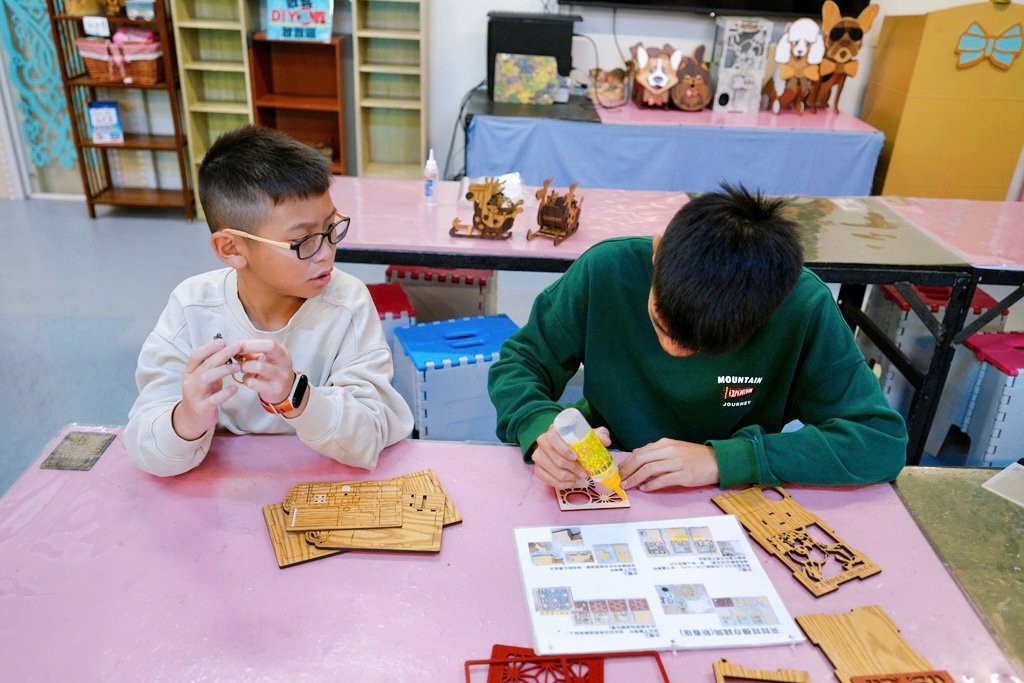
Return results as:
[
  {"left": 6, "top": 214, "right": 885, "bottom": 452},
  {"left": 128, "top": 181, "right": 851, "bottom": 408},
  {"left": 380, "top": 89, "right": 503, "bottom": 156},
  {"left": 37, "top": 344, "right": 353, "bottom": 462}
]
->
[
  {"left": 652, "top": 233, "right": 663, "bottom": 264},
  {"left": 210, "top": 231, "right": 248, "bottom": 269}
]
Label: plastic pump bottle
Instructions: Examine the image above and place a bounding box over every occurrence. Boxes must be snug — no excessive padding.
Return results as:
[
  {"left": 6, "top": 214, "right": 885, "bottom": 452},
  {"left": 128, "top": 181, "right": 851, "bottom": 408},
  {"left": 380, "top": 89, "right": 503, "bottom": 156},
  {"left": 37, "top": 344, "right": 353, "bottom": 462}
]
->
[
  {"left": 423, "top": 148, "right": 438, "bottom": 206},
  {"left": 553, "top": 407, "right": 628, "bottom": 500}
]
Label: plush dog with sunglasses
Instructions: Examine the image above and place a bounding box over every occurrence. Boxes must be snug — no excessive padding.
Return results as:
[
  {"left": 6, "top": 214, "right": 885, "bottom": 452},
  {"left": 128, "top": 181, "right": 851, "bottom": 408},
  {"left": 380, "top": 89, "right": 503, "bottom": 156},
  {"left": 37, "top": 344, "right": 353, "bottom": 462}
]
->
[
  {"left": 125, "top": 125, "right": 413, "bottom": 477},
  {"left": 811, "top": 1, "right": 880, "bottom": 112}
]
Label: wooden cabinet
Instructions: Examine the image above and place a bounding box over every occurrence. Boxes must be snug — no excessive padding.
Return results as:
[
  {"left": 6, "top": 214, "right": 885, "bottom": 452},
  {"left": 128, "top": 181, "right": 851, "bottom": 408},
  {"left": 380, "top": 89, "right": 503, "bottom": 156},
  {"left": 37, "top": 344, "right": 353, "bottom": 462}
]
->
[
  {"left": 169, "top": 0, "right": 255, "bottom": 218},
  {"left": 351, "top": 0, "right": 427, "bottom": 178},
  {"left": 248, "top": 33, "right": 346, "bottom": 174},
  {"left": 45, "top": 0, "right": 193, "bottom": 218}
]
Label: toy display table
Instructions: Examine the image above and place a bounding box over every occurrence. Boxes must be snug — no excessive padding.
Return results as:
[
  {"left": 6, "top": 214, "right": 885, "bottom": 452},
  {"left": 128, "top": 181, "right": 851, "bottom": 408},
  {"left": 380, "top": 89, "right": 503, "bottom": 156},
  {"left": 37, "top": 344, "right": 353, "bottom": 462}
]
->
[
  {"left": 0, "top": 427, "right": 1017, "bottom": 679},
  {"left": 464, "top": 92, "right": 883, "bottom": 196}
]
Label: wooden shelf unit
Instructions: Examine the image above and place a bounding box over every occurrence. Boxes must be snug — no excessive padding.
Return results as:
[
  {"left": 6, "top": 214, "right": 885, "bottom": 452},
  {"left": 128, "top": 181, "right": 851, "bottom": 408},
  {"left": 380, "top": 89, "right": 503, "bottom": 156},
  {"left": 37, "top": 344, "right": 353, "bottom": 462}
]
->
[
  {"left": 351, "top": 0, "right": 427, "bottom": 178},
  {"left": 170, "top": 0, "right": 256, "bottom": 219},
  {"left": 46, "top": 0, "right": 194, "bottom": 218},
  {"left": 248, "top": 33, "right": 346, "bottom": 175}
]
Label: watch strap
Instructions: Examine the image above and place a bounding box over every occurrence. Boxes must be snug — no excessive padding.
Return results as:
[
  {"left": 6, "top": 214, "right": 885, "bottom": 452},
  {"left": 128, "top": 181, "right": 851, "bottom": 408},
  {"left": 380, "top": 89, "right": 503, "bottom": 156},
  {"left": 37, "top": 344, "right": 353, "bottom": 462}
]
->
[{"left": 260, "top": 372, "right": 308, "bottom": 415}]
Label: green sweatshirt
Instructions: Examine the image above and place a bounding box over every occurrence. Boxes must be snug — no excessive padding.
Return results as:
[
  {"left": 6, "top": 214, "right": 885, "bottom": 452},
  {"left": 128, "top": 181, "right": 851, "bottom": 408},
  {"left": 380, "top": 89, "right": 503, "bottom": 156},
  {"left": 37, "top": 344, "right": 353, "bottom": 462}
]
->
[{"left": 488, "top": 237, "right": 907, "bottom": 487}]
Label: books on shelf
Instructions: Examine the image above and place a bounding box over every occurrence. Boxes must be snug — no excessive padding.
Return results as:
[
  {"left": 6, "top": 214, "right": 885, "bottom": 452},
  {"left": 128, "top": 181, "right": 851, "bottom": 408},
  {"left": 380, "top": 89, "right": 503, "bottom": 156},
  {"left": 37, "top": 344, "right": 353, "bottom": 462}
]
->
[
  {"left": 264, "top": 0, "right": 333, "bottom": 42},
  {"left": 513, "top": 515, "right": 804, "bottom": 655},
  {"left": 87, "top": 100, "right": 124, "bottom": 144}
]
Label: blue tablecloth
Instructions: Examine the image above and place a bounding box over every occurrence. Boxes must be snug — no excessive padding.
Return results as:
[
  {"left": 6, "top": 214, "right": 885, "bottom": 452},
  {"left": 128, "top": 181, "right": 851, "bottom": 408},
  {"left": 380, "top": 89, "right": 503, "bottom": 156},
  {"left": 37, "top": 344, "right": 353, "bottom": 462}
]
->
[{"left": 466, "top": 115, "right": 883, "bottom": 196}]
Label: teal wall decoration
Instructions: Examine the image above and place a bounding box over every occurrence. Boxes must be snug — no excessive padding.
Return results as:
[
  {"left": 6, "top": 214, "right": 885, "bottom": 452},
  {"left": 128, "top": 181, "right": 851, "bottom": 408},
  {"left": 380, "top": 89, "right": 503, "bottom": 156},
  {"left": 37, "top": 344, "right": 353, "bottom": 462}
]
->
[{"left": 0, "top": 0, "right": 76, "bottom": 169}]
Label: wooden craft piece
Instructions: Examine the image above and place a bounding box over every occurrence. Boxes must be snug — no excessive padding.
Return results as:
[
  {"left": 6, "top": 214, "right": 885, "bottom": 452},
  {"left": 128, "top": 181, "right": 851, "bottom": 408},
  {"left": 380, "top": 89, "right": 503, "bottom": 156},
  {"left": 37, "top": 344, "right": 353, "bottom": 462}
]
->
[
  {"left": 464, "top": 644, "right": 670, "bottom": 683},
  {"left": 391, "top": 469, "right": 462, "bottom": 526},
  {"left": 670, "top": 45, "right": 712, "bottom": 111},
  {"left": 796, "top": 605, "right": 936, "bottom": 683},
  {"left": 630, "top": 42, "right": 682, "bottom": 108},
  {"left": 557, "top": 479, "right": 631, "bottom": 511},
  {"left": 450, "top": 178, "right": 523, "bottom": 240},
  {"left": 955, "top": 21, "right": 1022, "bottom": 71},
  {"left": 282, "top": 481, "right": 405, "bottom": 531},
  {"left": 850, "top": 673, "right": 954, "bottom": 683},
  {"left": 262, "top": 504, "right": 343, "bottom": 568},
  {"left": 712, "top": 486, "right": 880, "bottom": 596},
  {"left": 765, "top": 18, "right": 825, "bottom": 114},
  {"left": 306, "top": 492, "right": 446, "bottom": 553},
  {"left": 810, "top": 2, "right": 880, "bottom": 112},
  {"left": 713, "top": 659, "right": 810, "bottom": 683},
  {"left": 528, "top": 178, "right": 583, "bottom": 245}
]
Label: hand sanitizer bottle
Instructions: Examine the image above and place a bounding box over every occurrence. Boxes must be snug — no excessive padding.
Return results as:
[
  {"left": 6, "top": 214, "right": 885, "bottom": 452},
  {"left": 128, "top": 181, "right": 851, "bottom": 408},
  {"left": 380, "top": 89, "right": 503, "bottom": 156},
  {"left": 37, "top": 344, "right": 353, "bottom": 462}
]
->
[{"left": 423, "top": 148, "right": 438, "bottom": 206}]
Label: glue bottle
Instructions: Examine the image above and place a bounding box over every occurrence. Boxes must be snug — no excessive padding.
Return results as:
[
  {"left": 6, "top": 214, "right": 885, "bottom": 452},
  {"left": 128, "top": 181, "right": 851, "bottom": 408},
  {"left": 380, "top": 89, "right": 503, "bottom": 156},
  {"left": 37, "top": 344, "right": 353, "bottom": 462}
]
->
[
  {"left": 423, "top": 148, "right": 438, "bottom": 206},
  {"left": 553, "top": 407, "right": 628, "bottom": 500}
]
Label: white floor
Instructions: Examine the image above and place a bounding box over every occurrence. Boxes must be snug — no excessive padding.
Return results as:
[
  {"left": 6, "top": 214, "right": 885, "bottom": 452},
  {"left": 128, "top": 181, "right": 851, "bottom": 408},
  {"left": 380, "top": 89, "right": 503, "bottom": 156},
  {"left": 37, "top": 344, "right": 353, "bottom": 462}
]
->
[{"left": 0, "top": 197, "right": 559, "bottom": 495}]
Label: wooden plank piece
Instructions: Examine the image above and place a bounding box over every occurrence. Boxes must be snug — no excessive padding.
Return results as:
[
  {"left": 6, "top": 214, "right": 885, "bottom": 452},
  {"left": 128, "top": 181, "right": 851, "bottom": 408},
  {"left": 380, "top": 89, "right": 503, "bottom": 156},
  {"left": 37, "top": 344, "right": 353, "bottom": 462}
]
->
[
  {"left": 262, "top": 504, "right": 342, "bottom": 568},
  {"left": 306, "top": 492, "right": 446, "bottom": 553}
]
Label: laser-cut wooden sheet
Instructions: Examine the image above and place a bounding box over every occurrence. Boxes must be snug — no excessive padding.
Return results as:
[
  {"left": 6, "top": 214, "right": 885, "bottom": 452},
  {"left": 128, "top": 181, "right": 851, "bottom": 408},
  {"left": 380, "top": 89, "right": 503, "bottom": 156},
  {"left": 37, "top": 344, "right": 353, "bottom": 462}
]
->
[
  {"left": 557, "top": 479, "right": 631, "bottom": 511},
  {"left": 263, "top": 469, "right": 461, "bottom": 567},
  {"left": 713, "top": 658, "right": 810, "bottom": 683},
  {"left": 850, "top": 673, "right": 954, "bottom": 683},
  {"left": 263, "top": 504, "right": 344, "bottom": 568},
  {"left": 796, "top": 605, "right": 942, "bottom": 683},
  {"left": 307, "top": 492, "right": 446, "bottom": 553},
  {"left": 711, "top": 486, "right": 880, "bottom": 597}
]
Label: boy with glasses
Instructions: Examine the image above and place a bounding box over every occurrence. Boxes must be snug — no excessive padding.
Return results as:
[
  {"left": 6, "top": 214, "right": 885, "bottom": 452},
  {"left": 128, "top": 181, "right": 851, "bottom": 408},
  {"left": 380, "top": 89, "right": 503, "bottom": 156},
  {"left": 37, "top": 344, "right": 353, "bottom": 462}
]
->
[
  {"left": 126, "top": 125, "right": 413, "bottom": 476},
  {"left": 489, "top": 185, "right": 907, "bottom": 492}
]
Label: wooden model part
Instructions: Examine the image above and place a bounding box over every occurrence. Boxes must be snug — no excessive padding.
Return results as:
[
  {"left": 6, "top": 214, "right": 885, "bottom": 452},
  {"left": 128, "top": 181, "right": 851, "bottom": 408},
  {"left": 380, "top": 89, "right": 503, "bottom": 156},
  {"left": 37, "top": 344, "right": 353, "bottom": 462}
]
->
[
  {"left": 796, "top": 605, "right": 934, "bottom": 683},
  {"left": 713, "top": 658, "right": 810, "bottom": 683},
  {"left": 386, "top": 469, "right": 462, "bottom": 526},
  {"left": 557, "top": 479, "right": 631, "bottom": 511},
  {"left": 306, "top": 492, "right": 447, "bottom": 553},
  {"left": 450, "top": 177, "right": 523, "bottom": 240},
  {"left": 282, "top": 481, "right": 405, "bottom": 531},
  {"left": 263, "top": 504, "right": 343, "bottom": 568},
  {"left": 527, "top": 178, "right": 583, "bottom": 246},
  {"left": 712, "top": 486, "right": 880, "bottom": 596},
  {"left": 849, "top": 673, "right": 953, "bottom": 683}
]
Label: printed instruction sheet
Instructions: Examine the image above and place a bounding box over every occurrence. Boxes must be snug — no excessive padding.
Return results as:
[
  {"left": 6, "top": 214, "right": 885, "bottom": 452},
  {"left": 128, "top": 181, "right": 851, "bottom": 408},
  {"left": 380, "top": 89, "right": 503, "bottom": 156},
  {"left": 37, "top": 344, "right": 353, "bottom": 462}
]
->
[{"left": 514, "top": 515, "right": 804, "bottom": 654}]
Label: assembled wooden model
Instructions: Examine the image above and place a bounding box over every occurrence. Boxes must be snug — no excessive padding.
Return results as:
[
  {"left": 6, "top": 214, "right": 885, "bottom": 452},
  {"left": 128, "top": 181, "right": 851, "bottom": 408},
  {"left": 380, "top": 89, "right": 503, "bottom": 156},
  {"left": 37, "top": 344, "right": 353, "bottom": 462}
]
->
[
  {"left": 528, "top": 178, "right": 583, "bottom": 246},
  {"left": 811, "top": 1, "right": 880, "bottom": 112},
  {"left": 764, "top": 17, "right": 826, "bottom": 114},
  {"left": 450, "top": 177, "right": 523, "bottom": 240},
  {"left": 712, "top": 486, "right": 880, "bottom": 596}
]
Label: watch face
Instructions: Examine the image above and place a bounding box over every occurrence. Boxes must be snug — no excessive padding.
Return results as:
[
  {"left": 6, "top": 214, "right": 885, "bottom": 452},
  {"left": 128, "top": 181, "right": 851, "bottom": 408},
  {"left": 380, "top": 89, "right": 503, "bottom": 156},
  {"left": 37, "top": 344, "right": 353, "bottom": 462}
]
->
[{"left": 291, "top": 373, "right": 309, "bottom": 406}]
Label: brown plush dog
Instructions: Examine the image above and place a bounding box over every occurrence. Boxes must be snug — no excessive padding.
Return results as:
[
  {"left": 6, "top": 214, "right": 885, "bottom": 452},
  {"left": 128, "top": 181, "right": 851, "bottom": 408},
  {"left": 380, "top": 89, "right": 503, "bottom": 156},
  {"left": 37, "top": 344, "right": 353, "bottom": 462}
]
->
[
  {"left": 811, "top": 1, "right": 879, "bottom": 112},
  {"left": 670, "top": 45, "right": 712, "bottom": 111},
  {"left": 631, "top": 43, "right": 683, "bottom": 108}
]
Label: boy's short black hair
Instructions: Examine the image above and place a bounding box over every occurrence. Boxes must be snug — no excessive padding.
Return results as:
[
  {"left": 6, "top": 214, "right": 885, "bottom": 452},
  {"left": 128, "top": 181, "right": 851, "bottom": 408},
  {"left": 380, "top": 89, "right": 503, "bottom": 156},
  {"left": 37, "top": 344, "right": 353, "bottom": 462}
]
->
[
  {"left": 652, "top": 183, "right": 803, "bottom": 355},
  {"left": 198, "top": 125, "right": 331, "bottom": 234}
]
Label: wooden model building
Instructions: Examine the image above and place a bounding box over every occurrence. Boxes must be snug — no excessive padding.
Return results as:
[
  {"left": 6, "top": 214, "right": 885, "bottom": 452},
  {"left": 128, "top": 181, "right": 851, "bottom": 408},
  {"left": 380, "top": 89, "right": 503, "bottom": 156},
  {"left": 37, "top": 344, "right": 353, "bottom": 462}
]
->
[
  {"left": 527, "top": 179, "right": 583, "bottom": 246},
  {"left": 712, "top": 486, "right": 880, "bottom": 596},
  {"left": 450, "top": 177, "right": 523, "bottom": 240}
]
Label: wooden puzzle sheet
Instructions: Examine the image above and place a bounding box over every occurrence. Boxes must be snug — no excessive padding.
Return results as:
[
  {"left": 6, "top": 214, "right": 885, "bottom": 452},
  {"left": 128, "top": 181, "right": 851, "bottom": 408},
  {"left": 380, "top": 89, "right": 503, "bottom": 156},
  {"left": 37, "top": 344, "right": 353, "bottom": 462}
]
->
[
  {"left": 306, "top": 492, "right": 447, "bottom": 553},
  {"left": 262, "top": 504, "right": 343, "bottom": 568}
]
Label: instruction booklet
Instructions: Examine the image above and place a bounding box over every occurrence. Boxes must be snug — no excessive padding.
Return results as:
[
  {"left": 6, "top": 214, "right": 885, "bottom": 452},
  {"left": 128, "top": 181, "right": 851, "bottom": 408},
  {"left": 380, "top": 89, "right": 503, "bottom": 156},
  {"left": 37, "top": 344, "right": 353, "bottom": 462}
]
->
[{"left": 513, "top": 515, "right": 804, "bottom": 654}]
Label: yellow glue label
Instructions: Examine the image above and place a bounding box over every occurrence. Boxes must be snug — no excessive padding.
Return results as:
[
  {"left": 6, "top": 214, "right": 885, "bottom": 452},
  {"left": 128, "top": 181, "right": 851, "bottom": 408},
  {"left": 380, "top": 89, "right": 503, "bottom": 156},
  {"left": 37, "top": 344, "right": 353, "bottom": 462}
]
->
[{"left": 571, "top": 430, "right": 615, "bottom": 480}]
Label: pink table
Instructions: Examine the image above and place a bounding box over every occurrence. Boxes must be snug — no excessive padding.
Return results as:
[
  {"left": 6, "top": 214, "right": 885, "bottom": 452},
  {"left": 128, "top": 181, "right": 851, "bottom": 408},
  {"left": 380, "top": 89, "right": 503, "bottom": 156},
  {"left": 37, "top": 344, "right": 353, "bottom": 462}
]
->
[{"left": 0, "top": 427, "right": 1015, "bottom": 680}]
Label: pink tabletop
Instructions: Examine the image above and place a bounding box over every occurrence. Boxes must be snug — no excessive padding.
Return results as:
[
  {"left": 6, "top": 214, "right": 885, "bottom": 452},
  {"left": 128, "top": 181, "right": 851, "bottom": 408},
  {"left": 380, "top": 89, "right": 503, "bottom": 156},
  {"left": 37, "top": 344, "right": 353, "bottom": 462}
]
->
[
  {"left": 0, "top": 427, "right": 1015, "bottom": 680},
  {"left": 882, "top": 197, "right": 1024, "bottom": 271},
  {"left": 330, "top": 175, "right": 686, "bottom": 264},
  {"left": 597, "top": 102, "right": 879, "bottom": 133}
]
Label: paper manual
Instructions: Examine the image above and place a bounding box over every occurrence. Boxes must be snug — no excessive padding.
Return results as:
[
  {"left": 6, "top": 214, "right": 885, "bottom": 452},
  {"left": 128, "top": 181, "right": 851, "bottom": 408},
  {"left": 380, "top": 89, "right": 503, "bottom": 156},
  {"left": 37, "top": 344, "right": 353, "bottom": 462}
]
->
[{"left": 513, "top": 515, "right": 804, "bottom": 654}]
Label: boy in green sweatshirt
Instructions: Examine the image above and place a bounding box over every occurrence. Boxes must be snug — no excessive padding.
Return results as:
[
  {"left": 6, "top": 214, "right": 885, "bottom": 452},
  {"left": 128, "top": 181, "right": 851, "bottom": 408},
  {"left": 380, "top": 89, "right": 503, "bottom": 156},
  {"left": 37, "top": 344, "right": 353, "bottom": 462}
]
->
[{"left": 488, "top": 185, "right": 907, "bottom": 491}]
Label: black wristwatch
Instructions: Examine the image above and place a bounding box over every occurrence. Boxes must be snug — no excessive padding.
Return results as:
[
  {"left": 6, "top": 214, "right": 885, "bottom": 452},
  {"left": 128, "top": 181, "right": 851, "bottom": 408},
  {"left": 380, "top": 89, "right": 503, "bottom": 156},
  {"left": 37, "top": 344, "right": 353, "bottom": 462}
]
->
[{"left": 260, "top": 372, "right": 309, "bottom": 415}]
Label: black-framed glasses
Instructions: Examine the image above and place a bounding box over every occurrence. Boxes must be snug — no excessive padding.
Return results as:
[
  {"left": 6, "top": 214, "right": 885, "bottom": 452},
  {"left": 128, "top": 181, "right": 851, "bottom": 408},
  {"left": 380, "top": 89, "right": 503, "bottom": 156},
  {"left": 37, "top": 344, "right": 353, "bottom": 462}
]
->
[
  {"left": 222, "top": 211, "right": 350, "bottom": 260},
  {"left": 829, "top": 26, "right": 863, "bottom": 42}
]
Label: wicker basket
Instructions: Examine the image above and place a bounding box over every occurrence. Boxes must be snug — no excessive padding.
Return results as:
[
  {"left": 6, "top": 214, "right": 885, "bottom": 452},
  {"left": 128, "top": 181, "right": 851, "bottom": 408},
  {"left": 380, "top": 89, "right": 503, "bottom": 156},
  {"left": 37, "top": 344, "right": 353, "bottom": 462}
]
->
[{"left": 75, "top": 37, "right": 163, "bottom": 85}]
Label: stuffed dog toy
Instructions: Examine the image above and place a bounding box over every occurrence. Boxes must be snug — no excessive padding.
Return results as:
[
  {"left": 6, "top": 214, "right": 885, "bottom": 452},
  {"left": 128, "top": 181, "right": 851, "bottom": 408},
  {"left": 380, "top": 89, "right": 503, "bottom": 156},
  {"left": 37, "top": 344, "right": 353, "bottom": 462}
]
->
[
  {"left": 670, "top": 45, "right": 712, "bottom": 111},
  {"left": 766, "top": 17, "right": 825, "bottom": 114},
  {"left": 811, "top": 1, "right": 879, "bottom": 112},
  {"left": 631, "top": 42, "right": 683, "bottom": 107}
]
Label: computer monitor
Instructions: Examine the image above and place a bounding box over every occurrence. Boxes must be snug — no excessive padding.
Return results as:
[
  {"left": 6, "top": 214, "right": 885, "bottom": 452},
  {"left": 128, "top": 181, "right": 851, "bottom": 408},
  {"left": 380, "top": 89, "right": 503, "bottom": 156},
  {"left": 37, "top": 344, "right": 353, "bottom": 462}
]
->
[{"left": 486, "top": 12, "right": 582, "bottom": 101}]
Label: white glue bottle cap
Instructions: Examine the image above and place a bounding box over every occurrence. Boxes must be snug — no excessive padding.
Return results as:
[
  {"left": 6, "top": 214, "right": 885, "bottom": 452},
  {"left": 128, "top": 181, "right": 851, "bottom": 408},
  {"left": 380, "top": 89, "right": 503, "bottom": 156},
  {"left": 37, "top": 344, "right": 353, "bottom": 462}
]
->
[{"left": 553, "top": 407, "right": 590, "bottom": 445}]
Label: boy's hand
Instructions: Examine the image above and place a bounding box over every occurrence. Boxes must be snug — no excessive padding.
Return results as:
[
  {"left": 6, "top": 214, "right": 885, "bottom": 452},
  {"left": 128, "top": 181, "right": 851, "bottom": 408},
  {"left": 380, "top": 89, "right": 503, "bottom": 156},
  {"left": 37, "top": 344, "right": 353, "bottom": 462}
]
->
[
  {"left": 619, "top": 439, "right": 720, "bottom": 490},
  {"left": 173, "top": 337, "right": 243, "bottom": 441},
  {"left": 531, "top": 423, "right": 611, "bottom": 489},
  {"left": 234, "top": 339, "right": 298, "bottom": 409}
]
